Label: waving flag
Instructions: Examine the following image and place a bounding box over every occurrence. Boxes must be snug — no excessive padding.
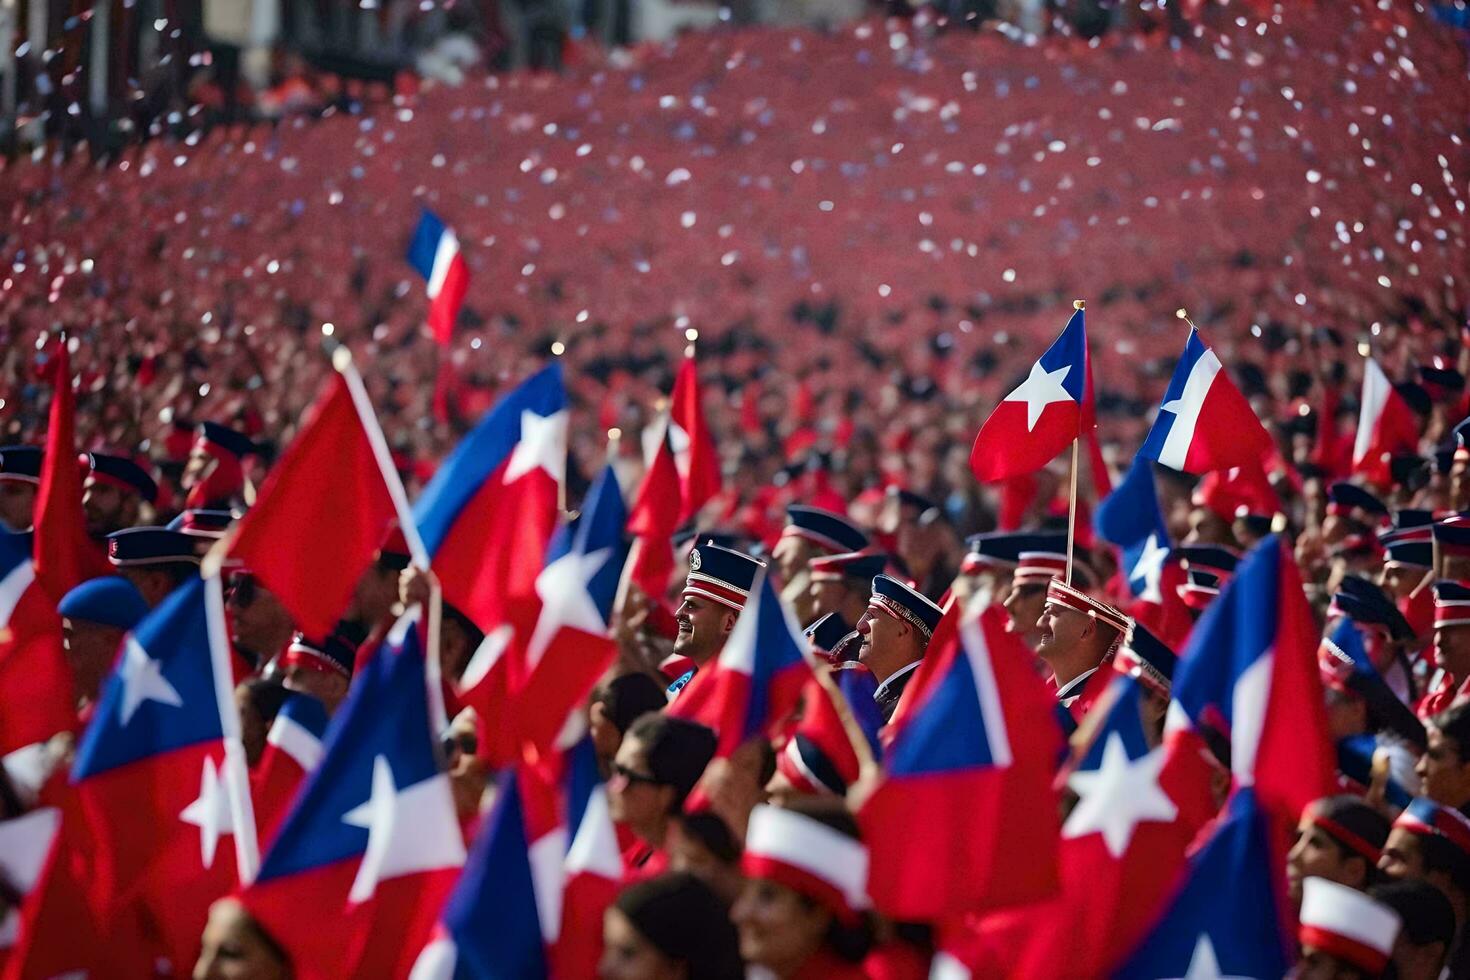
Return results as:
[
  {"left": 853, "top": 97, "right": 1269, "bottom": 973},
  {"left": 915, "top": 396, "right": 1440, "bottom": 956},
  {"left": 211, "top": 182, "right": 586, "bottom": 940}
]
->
[
  {"left": 1165, "top": 535, "right": 1334, "bottom": 840},
  {"left": 1352, "top": 357, "right": 1420, "bottom": 485},
  {"left": 415, "top": 364, "right": 565, "bottom": 762},
  {"left": 1095, "top": 455, "right": 1172, "bottom": 603},
  {"left": 0, "top": 530, "right": 73, "bottom": 754},
  {"left": 970, "top": 308, "right": 1089, "bottom": 482},
  {"left": 624, "top": 421, "right": 683, "bottom": 598},
  {"left": 667, "top": 571, "right": 812, "bottom": 758},
  {"left": 241, "top": 618, "right": 465, "bottom": 979},
  {"left": 1139, "top": 326, "right": 1273, "bottom": 474},
  {"left": 553, "top": 738, "right": 623, "bottom": 979},
  {"left": 860, "top": 604, "right": 1063, "bottom": 920},
  {"left": 512, "top": 464, "right": 630, "bottom": 755},
  {"left": 70, "top": 574, "right": 257, "bottom": 970},
  {"left": 407, "top": 209, "right": 471, "bottom": 346},
  {"left": 32, "top": 339, "right": 110, "bottom": 602},
  {"left": 228, "top": 368, "right": 400, "bottom": 640},
  {"left": 670, "top": 356, "right": 721, "bottom": 522},
  {"left": 251, "top": 692, "right": 330, "bottom": 849},
  {"left": 1114, "top": 789, "right": 1291, "bottom": 979}
]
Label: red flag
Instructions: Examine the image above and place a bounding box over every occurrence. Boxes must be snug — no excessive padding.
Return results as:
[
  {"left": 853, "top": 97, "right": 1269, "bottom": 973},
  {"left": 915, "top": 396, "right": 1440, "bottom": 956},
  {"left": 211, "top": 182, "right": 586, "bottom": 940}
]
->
[
  {"left": 0, "top": 534, "right": 74, "bottom": 755},
  {"left": 1352, "top": 357, "right": 1420, "bottom": 489},
  {"left": 228, "top": 374, "right": 396, "bottom": 639},
  {"left": 670, "top": 357, "right": 721, "bottom": 523},
  {"left": 32, "top": 341, "right": 109, "bottom": 603},
  {"left": 625, "top": 424, "right": 683, "bottom": 598}
]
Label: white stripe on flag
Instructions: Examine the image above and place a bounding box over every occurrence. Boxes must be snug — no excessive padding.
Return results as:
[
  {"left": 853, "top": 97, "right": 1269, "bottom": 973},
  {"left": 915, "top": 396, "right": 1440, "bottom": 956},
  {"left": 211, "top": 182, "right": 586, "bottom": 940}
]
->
[
  {"left": 1353, "top": 358, "right": 1392, "bottom": 465},
  {"left": 1156, "top": 349, "right": 1222, "bottom": 470},
  {"left": 426, "top": 231, "right": 460, "bottom": 300},
  {"left": 266, "top": 714, "right": 324, "bottom": 772}
]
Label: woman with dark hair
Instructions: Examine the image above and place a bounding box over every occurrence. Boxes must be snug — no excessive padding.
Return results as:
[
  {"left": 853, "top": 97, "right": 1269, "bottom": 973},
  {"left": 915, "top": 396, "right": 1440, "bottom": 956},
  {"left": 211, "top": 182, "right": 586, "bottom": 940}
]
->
[
  {"left": 732, "top": 800, "right": 874, "bottom": 979},
  {"left": 600, "top": 872, "right": 744, "bottom": 980},
  {"left": 193, "top": 898, "right": 291, "bottom": 980}
]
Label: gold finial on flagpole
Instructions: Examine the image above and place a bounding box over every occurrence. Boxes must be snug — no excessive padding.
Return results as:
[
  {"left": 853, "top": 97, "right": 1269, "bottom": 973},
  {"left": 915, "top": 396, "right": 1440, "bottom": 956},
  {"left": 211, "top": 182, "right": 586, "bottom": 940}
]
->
[
  {"left": 550, "top": 339, "right": 566, "bottom": 356},
  {"left": 1073, "top": 299, "right": 1085, "bottom": 311},
  {"left": 1176, "top": 308, "right": 1200, "bottom": 331}
]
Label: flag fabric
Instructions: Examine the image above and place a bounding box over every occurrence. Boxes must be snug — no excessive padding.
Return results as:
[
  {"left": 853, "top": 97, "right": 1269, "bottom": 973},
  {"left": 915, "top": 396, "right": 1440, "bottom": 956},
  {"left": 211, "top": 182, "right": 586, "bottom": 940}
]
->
[
  {"left": 413, "top": 364, "right": 566, "bottom": 764},
  {"left": 1138, "top": 326, "right": 1274, "bottom": 474},
  {"left": 551, "top": 738, "right": 623, "bottom": 979},
  {"left": 666, "top": 571, "right": 812, "bottom": 759},
  {"left": 1352, "top": 357, "right": 1420, "bottom": 485},
  {"left": 251, "top": 692, "right": 331, "bottom": 850},
  {"left": 408, "top": 768, "right": 558, "bottom": 980},
  {"left": 0, "top": 807, "right": 62, "bottom": 972},
  {"left": 69, "top": 574, "right": 257, "bottom": 970},
  {"left": 624, "top": 422, "right": 682, "bottom": 598},
  {"left": 970, "top": 308, "right": 1089, "bottom": 482},
  {"left": 669, "top": 356, "right": 721, "bottom": 523},
  {"left": 1164, "top": 534, "right": 1335, "bottom": 843},
  {"left": 1094, "top": 455, "right": 1171, "bottom": 604},
  {"left": 32, "top": 340, "right": 110, "bottom": 603},
  {"left": 1114, "top": 788, "right": 1291, "bottom": 978},
  {"left": 228, "top": 373, "right": 397, "bottom": 640},
  {"left": 241, "top": 616, "right": 466, "bottom": 979},
  {"left": 0, "top": 530, "right": 74, "bottom": 755},
  {"left": 859, "top": 604, "right": 1063, "bottom": 921},
  {"left": 512, "top": 464, "right": 630, "bottom": 756},
  {"left": 407, "top": 209, "right": 470, "bottom": 346}
]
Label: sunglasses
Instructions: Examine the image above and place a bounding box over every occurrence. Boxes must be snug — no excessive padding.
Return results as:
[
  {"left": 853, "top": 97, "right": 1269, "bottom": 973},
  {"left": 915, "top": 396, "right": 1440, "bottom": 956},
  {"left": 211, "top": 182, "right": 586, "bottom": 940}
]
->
[
  {"left": 610, "top": 762, "right": 662, "bottom": 788},
  {"left": 440, "top": 731, "right": 478, "bottom": 757}
]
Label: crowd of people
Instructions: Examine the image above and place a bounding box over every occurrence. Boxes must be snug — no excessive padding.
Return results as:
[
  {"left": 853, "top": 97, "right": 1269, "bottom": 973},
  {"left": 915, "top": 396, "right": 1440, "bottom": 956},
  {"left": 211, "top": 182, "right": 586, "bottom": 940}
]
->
[{"left": 0, "top": 0, "right": 1467, "bottom": 978}]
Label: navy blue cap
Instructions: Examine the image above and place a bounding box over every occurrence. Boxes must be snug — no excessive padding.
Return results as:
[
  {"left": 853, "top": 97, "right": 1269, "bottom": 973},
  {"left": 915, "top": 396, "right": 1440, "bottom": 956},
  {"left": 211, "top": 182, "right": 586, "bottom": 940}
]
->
[
  {"left": 58, "top": 576, "right": 149, "bottom": 630},
  {"left": 808, "top": 551, "right": 887, "bottom": 582},
  {"left": 84, "top": 452, "right": 158, "bottom": 503},
  {"left": 1174, "top": 545, "right": 1239, "bottom": 578},
  {"left": 1328, "top": 482, "right": 1389, "bottom": 519},
  {"left": 1397, "top": 381, "right": 1432, "bottom": 417},
  {"left": 1383, "top": 537, "right": 1433, "bottom": 568},
  {"left": 1421, "top": 365, "right": 1466, "bottom": 398},
  {"left": 196, "top": 421, "right": 255, "bottom": 460},
  {"left": 683, "top": 543, "right": 766, "bottom": 611},
  {"left": 962, "top": 531, "right": 1067, "bottom": 571},
  {"left": 804, "top": 612, "right": 857, "bottom": 656},
  {"left": 673, "top": 527, "right": 748, "bottom": 553},
  {"left": 1330, "top": 577, "right": 1414, "bottom": 642},
  {"left": 867, "top": 574, "right": 944, "bottom": 639},
  {"left": 1393, "top": 509, "right": 1436, "bottom": 531},
  {"left": 106, "top": 527, "right": 203, "bottom": 567},
  {"left": 1435, "top": 580, "right": 1470, "bottom": 628},
  {"left": 281, "top": 631, "right": 357, "bottom": 680},
  {"left": 1433, "top": 519, "right": 1470, "bottom": 556},
  {"left": 1115, "top": 622, "right": 1176, "bottom": 695},
  {"left": 0, "top": 446, "right": 42, "bottom": 483},
  {"left": 783, "top": 505, "right": 869, "bottom": 554},
  {"left": 166, "top": 509, "right": 237, "bottom": 539},
  {"left": 886, "top": 486, "right": 939, "bottom": 516}
]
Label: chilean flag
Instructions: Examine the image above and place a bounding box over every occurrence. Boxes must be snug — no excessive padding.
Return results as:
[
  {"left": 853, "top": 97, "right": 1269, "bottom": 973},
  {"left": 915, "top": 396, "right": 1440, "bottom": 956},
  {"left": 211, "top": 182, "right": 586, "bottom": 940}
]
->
[
  {"left": 1352, "top": 357, "right": 1420, "bottom": 486},
  {"left": 0, "top": 530, "right": 74, "bottom": 755},
  {"left": 414, "top": 364, "right": 565, "bottom": 762},
  {"left": 1095, "top": 455, "right": 1172, "bottom": 604},
  {"left": 553, "top": 738, "right": 624, "bottom": 980},
  {"left": 1163, "top": 535, "right": 1334, "bottom": 864},
  {"left": 970, "top": 308, "right": 1089, "bottom": 482},
  {"left": 251, "top": 692, "right": 330, "bottom": 850},
  {"left": 70, "top": 574, "right": 259, "bottom": 970},
  {"left": 860, "top": 604, "right": 1063, "bottom": 921},
  {"left": 1114, "top": 788, "right": 1291, "bottom": 979},
  {"left": 240, "top": 617, "right": 466, "bottom": 979},
  {"left": 407, "top": 209, "right": 471, "bottom": 346},
  {"left": 512, "top": 464, "right": 630, "bottom": 756},
  {"left": 666, "top": 571, "right": 812, "bottom": 759},
  {"left": 1139, "top": 327, "right": 1273, "bottom": 474}
]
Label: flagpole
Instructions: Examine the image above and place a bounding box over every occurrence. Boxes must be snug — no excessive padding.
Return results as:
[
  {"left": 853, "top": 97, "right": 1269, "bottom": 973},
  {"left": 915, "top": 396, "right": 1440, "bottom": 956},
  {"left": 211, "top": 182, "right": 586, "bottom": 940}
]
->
[
  {"left": 552, "top": 339, "right": 569, "bottom": 517},
  {"left": 1065, "top": 299, "right": 1085, "bottom": 585}
]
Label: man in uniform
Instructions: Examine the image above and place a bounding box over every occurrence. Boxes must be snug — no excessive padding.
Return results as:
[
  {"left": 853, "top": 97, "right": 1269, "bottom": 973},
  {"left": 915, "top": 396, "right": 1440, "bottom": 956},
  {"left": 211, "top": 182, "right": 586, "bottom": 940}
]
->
[
  {"left": 81, "top": 452, "right": 158, "bottom": 539},
  {"left": 183, "top": 421, "right": 254, "bottom": 510},
  {"left": 1002, "top": 543, "right": 1092, "bottom": 651},
  {"left": 772, "top": 505, "right": 869, "bottom": 625},
  {"left": 0, "top": 445, "right": 41, "bottom": 534},
  {"left": 856, "top": 574, "right": 944, "bottom": 722},
  {"left": 1034, "top": 578, "right": 1133, "bottom": 717},
  {"left": 278, "top": 631, "right": 359, "bottom": 715},
  {"left": 105, "top": 527, "right": 203, "bottom": 607},
  {"left": 806, "top": 551, "right": 886, "bottom": 629},
  {"left": 667, "top": 543, "right": 766, "bottom": 695},
  {"left": 58, "top": 576, "right": 150, "bottom": 713}
]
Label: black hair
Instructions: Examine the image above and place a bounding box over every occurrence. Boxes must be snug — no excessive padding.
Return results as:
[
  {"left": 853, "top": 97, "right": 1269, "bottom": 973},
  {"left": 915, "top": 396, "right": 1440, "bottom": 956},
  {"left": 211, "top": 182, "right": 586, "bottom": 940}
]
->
[
  {"left": 1370, "top": 879, "right": 1455, "bottom": 949},
  {"left": 677, "top": 810, "right": 742, "bottom": 864},
  {"left": 614, "top": 872, "right": 743, "bottom": 980},
  {"left": 600, "top": 673, "right": 670, "bottom": 736},
  {"left": 1417, "top": 830, "right": 1470, "bottom": 896},
  {"left": 239, "top": 677, "right": 291, "bottom": 728},
  {"left": 1430, "top": 703, "right": 1470, "bottom": 759},
  {"left": 1311, "top": 796, "right": 1391, "bottom": 888},
  {"left": 626, "top": 713, "right": 717, "bottom": 811},
  {"left": 442, "top": 602, "right": 485, "bottom": 657}
]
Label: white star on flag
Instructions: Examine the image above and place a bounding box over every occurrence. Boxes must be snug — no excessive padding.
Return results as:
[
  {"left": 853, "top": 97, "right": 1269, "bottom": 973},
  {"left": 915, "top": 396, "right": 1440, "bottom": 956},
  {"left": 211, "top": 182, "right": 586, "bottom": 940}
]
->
[
  {"left": 503, "top": 409, "right": 568, "bottom": 485},
  {"left": 1130, "top": 533, "right": 1171, "bottom": 604},
  {"left": 179, "top": 755, "right": 234, "bottom": 869},
  {"left": 459, "top": 623, "right": 514, "bottom": 691},
  {"left": 524, "top": 546, "right": 613, "bottom": 673},
  {"left": 118, "top": 636, "right": 184, "bottom": 725},
  {"left": 1171, "top": 933, "right": 1252, "bottom": 980},
  {"left": 341, "top": 754, "right": 466, "bottom": 903},
  {"left": 1063, "top": 731, "right": 1178, "bottom": 858},
  {"left": 1004, "top": 361, "right": 1073, "bottom": 431}
]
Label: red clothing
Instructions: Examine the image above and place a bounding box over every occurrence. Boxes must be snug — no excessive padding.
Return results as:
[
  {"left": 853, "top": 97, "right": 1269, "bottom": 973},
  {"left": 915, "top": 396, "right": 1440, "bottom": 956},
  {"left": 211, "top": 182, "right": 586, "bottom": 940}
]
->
[
  {"left": 621, "top": 838, "right": 669, "bottom": 883},
  {"left": 790, "top": 948, "right": 871, "bottom": 979}
]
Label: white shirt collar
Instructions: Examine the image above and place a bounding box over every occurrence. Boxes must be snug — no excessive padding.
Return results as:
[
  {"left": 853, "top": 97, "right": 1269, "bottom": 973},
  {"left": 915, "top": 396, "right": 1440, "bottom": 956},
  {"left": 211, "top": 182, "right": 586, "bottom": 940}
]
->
[
  {"left": 1055, "top": 666, "right": 1098, "bottom": 702},
  {"left": 874, "top": 660, "right": 922, "bottom": 701}
]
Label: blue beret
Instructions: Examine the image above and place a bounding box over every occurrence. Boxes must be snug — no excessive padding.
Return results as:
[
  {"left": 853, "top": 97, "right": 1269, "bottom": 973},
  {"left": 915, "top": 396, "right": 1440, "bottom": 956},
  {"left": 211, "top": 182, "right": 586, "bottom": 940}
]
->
[
  {"left": 868, "top": 574, "right": 944, "bottom": 638},
  {"left": 684, "top": 543, "right": 766, "bottom": 611},
  {"left": 107, "top": 527, "right": 203, "bottom": 567},
  {"left": 1331, "top": 577, "right": 1414, "bottom": 642},
  {"left": 58, "top": 576, "right": 149, "bottom": 630},
  {"left": 804, "top": 612, "right": 857, "bottom": 657},
  {"left": 1116, "top": 622, "right": 1176, "bottom": 694},
  {"left": 197, "top": 421, "right": 255, "bottom": 460},
  {"left": 783, "top": 506, "right": 869, "bottom": 554},
  {"left": 0, "top": 446, "right": 42, "bottom": 482},
  {"left": 1328, "top": 482, "right": 1388, "bottom": 518},
  {"left": 84, "top": 453, "right": 158, "bottom": 503}
]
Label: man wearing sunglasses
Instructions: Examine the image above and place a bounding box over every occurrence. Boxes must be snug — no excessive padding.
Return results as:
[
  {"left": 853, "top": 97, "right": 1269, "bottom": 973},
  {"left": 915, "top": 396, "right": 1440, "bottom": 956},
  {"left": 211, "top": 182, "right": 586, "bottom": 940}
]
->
[
  {"left": 607, "top": 711, "right": 717, "bottom": 882},
  {"left": 226, "top": 571, "right": 296, "bottom": 672}
]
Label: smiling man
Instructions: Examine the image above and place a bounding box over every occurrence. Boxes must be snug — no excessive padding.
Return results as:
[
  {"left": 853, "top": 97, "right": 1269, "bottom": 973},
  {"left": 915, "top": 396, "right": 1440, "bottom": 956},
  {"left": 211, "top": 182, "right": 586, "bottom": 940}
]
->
[
  {"left": 856, "top": 573, "right": 944, "bottom": 722},
  {"left": 666, "top": 543, "right": 766, "bottom": 697},
  {"left": 1034, "top": 578, "right": 1133, "bottom": 719}
]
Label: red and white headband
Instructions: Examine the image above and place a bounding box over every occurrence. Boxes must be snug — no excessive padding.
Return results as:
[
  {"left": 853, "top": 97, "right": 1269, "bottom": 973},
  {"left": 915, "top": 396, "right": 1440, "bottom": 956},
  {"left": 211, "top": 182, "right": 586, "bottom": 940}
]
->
[{"left": 742, "top": 804, "right": 868, "bottom": 922}]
